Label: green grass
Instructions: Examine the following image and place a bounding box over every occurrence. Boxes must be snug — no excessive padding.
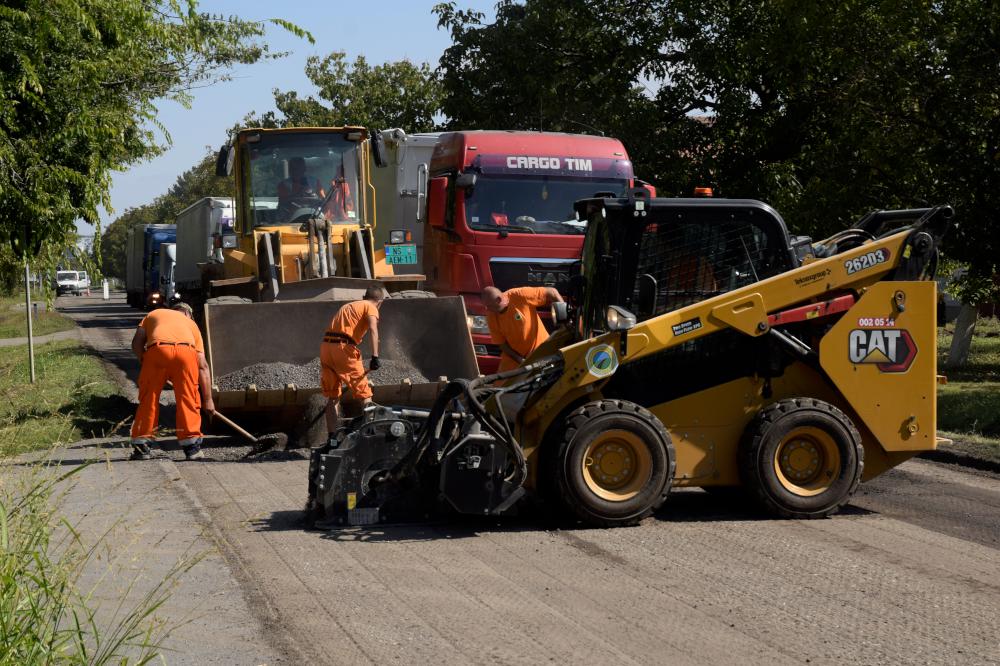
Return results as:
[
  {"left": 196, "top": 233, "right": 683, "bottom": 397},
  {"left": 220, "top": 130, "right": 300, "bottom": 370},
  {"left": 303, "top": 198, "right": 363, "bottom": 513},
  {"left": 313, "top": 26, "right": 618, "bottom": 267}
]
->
[
  {"left": 1, "top": 464, "right": 194, "bottom": 664},
  {"left": 938, "top": 316, "right": 1000, "bottom": 382},
  {"left": 937, "top": 431, "right": 1000, "bottom": 466},
  {"left": 0, "top": 292, "right": 76, "bottom": 339},
  {"left": 0, "top": 341, "right": 132, "bottom": 458},
  {"left": 936, "top": 316, "right": 1000, "bottom": 463}
]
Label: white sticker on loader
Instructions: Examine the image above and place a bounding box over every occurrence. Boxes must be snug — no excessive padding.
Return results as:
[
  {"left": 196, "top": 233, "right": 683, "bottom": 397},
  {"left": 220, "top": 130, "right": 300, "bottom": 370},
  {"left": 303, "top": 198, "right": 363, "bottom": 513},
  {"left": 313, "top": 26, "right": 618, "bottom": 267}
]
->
[{"left": 585, "top": 344, "right": 618, "bottom": 378}]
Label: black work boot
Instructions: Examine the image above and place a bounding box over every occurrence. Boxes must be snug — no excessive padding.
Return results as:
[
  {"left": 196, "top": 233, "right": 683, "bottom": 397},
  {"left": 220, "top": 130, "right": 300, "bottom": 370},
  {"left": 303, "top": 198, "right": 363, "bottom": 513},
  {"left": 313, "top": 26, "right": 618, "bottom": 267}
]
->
[{"left": 130, "top": 441, "right": 152, "bottom": 460}]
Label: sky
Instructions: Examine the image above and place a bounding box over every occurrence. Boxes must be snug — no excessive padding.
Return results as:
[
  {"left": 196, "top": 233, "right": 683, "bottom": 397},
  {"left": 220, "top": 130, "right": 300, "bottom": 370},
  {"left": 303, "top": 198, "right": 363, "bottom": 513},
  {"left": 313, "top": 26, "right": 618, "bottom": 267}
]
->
[{"left": 80, "top": 0, "right": 497, "bottom": 236}]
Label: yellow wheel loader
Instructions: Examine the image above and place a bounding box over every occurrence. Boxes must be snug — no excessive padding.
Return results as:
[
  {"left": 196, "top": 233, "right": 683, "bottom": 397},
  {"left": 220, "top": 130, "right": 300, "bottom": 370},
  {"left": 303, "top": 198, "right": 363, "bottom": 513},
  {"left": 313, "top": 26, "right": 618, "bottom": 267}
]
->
[
  {"left": 207, "top": 126, "right": 424, "bottom": 303},
  {"left": 307, "top": 190, "right": 952, "bottom": 527}
]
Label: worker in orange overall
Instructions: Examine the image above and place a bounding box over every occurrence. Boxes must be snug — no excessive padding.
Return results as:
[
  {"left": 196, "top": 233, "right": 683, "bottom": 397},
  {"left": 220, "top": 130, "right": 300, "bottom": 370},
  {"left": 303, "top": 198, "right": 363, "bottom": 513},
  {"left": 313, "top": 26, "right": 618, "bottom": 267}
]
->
[
  {"left": 130, "top": 301, "right": 215, "bottom": 460},
  {"left": 321, "top": 285, "right": 386, "bottom": 444},
  {"left": 481, "top": 286, "right": 564, "bottom": 373}
]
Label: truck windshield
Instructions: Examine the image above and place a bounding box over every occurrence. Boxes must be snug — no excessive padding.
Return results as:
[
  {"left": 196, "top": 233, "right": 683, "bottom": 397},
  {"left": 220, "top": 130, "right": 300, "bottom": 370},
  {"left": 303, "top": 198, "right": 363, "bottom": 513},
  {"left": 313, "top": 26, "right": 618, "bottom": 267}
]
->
[
  {"left": 56, "top": 272, "right": 78, "bottom": 281},
  {"left": 463, "top": 176, "right": 628, "bottom": 236},
  {"left": 241, "top": 132, "right": 362, "bottom": 227}
]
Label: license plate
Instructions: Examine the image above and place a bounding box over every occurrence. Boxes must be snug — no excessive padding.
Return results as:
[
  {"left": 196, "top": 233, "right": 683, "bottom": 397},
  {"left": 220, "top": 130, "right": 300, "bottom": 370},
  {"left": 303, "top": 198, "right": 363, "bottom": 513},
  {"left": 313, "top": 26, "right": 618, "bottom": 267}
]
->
[{"left": 384, "top": 243, "right": 417, "bottom": 265}]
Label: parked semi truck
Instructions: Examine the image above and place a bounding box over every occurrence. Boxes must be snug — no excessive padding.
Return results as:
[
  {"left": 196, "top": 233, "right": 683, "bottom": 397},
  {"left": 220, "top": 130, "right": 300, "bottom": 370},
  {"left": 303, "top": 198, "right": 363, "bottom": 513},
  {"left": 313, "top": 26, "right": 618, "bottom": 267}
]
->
[
  {"left": 125, "top": 224, "right": 176, "bottom": 309},
  {"left": 371, "top": 129, "right": 441, "bottom": 267},
  {"left": 389, "top": 130, "right": 652, "bottom": 373},
  {"left": 173, "top": 197, "right": 235, "bottom": 306}
]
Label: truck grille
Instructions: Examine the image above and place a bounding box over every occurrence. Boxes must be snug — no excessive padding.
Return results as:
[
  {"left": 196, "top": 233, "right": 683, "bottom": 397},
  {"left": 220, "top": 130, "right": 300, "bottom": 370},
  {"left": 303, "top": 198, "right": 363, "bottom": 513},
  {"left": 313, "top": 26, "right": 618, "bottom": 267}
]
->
[{"left": 489, "top": 258, "right": 577, "bottom": 295}]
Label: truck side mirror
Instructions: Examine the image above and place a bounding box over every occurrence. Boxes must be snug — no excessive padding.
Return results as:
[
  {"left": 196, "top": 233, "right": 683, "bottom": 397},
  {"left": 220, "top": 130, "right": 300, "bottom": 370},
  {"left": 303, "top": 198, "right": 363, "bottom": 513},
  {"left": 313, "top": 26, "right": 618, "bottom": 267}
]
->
[
  {"left": 427, "top": 177, "right": 448, "bottom": 229},
  {"left": 215, "top": 145, "right": 229, "bottom": 177},
  {"left": 455, "top": 172, "right": 477, "bottom": 189},
  {"left": 371, "top": 130, "right": 388, "bottom": 168}
]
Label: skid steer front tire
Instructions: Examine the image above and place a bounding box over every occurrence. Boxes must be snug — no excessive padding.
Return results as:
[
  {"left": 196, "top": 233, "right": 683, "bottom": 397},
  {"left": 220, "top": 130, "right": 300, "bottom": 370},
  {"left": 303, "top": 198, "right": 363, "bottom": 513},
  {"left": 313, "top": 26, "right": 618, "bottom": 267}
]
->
[
  {"left": 553, "top": 400, "right": 674, "bottom": 528},
  {"left": 739, "top": 398, "right": 863, "bottom": 519}
]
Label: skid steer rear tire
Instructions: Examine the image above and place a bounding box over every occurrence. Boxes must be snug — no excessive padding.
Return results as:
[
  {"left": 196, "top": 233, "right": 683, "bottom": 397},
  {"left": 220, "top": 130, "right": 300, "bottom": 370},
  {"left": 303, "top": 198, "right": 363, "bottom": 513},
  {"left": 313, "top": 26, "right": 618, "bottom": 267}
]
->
[
  {"left": 553, "top": 400, "right": 674, "bottom": 527},
  {"left": 739, "top": 398, "right": 863, "bottom": 519},
  {"left": 390, "top": 290, "right": 435, "bottom": 299}
]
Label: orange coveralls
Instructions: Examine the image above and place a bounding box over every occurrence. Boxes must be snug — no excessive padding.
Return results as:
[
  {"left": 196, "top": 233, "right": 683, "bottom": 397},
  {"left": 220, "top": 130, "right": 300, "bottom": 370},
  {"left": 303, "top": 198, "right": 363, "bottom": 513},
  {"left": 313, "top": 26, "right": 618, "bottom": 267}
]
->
[
  {"left": 486, "top": 287, "right": 552, "bottom": 372},
  {"left": 130, "top": 309, "right": 205, "bottom": 446},
  {"left": 321, "top": 300, "right": 379, "bottom": 402}
]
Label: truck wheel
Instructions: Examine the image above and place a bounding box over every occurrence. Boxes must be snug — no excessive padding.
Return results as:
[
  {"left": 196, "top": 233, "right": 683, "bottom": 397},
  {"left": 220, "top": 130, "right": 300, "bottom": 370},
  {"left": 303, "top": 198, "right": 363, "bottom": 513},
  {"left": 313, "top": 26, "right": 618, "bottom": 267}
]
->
[
  {"left": 738, "top": 398, "right": 863, "bottom": 519},
  {"left": 553, "top": 400, "right": 674, "bottom": 527},
  {"left": 390, "top": 290, "right": 435, "bottom": 299}
]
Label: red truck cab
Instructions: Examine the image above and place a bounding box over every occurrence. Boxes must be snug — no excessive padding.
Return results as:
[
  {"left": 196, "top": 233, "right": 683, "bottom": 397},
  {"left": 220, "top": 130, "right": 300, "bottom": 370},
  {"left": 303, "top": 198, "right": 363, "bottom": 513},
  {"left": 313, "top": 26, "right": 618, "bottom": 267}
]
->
[{"left": 423, "top": 131, "right": 645, "bottom": 373}]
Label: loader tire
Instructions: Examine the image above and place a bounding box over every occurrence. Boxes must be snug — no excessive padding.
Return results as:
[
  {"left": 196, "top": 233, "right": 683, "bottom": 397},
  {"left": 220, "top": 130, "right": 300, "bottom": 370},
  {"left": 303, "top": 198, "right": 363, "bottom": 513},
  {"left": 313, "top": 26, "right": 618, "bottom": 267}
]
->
[
  {"left": 390, "top": 290, "right": 435, "bottom": 299},
  {"left": 739, "top": 398, "right": 863, "bottom": 519},
  {"left": 553, "top": 400, "right": 674, "bottom": 527}
]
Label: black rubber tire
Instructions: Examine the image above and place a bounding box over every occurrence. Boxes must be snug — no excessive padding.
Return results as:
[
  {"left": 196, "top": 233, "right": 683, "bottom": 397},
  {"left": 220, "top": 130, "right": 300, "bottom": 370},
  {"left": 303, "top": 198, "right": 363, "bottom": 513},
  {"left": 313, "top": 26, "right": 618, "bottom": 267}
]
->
[
  {"left": 390, "top": 290, "right": 435, "bottom": 299},
  {"left": 552, "top": 399, "right": 675, "bottom": 527},
  {"left": 738, "top": 398, "right": 863, "bottom": 519}
]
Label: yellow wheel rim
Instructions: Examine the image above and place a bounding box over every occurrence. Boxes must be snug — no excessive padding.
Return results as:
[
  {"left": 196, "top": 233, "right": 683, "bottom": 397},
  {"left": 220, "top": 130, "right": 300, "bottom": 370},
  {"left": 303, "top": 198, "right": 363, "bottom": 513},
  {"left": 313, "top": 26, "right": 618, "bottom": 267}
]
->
[
  {"left": 773, "top": 426, "right": 841, "bottom": 497},
  {"left": 581, "top": 430, "right": 653, "bottom": 502}
]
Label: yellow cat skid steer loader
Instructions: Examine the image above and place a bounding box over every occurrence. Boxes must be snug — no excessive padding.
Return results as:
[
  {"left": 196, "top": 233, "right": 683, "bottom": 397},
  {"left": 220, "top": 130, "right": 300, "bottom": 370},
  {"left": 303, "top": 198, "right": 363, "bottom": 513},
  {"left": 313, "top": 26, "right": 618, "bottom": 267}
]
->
[{"left": 307, "top": 190, "right": 952, "bottom": 527}]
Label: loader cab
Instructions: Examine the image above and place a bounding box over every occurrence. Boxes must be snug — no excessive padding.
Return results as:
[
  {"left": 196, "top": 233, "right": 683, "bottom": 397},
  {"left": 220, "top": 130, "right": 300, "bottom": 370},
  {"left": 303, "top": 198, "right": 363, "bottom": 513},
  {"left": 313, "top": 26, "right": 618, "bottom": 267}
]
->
[
  {"left": 231, "top": 128, "right": 367, "bottom": 233},
  {"left": 575, "top": 193, "right": 797, "bottom": 338}
]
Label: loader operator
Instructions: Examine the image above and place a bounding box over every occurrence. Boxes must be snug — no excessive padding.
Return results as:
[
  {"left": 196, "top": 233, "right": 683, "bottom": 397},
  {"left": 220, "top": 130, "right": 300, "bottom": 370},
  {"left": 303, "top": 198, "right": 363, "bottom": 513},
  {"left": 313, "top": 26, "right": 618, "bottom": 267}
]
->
[
  {"left": 321, "top": 285, "right": 386, "bottom": 443},
  {"left": 481, "top": 286, "right": 564, "bottom": 372},
  {"left": 278, "top": 156, "right": 325, "bottom": 216},
  {"left": 129, "top": 302, "right": 215, "bottom": 461}
]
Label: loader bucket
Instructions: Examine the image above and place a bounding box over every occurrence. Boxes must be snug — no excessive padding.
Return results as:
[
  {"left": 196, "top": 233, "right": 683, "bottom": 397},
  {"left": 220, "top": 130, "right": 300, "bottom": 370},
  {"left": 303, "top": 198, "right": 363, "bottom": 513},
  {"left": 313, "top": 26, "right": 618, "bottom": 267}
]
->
[
  {"left": 265, "top": 276, "right": 382, "bottom": 302},
  {"left": 203, "top": 296, "right": 477, "bottom": 427}
]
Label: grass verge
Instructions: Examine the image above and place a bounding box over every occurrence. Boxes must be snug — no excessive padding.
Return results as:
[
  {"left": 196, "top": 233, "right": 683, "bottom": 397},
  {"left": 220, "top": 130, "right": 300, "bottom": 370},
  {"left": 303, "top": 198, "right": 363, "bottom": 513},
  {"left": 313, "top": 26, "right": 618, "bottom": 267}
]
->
[
  {"left": 937, "top": 431, "right": 1000, "bottom": 467},
  {"left": 0, "top": 291, "right": 76, "bottom": 339},
  {"left": 934, "top": 317, "right": 1000, "bottom": 469},
  {"left": 937, "top": 316, "right": 1000, "bottom": 382},
  {"left": 0, "top": 341, "right": 133, "bottom": 457},
  {"left": 1, "top": 463, "right": 198, "bottom": 664}
]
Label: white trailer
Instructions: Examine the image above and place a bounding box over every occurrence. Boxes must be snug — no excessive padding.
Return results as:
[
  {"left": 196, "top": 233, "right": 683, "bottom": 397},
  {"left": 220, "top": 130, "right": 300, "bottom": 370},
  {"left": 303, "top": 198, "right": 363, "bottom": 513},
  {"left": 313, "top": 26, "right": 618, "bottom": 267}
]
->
[
  {"left": 372, "top": 130, "right": 441, "bottom": 267},
  {"left": 158, "top": 243, "right": 176, "bottom": 302},
  {"left": 174, "top": 197, "right": 234, "bottom": 293},
  {"left": 125, "top": 225, "right": 144, "bottom": 307}
]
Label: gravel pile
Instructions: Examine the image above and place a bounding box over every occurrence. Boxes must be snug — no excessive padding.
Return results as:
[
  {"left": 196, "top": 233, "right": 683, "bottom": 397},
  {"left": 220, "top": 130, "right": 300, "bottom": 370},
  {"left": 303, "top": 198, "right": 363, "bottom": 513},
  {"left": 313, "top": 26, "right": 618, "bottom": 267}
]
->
[
  {"left": 216, "top": 359, "right": 322, "bottom": 391},
  {"left": 370, "top": 359, "right": 430, "bottom": 385},
  {"left": 215, "top": 356, "right": 431, "bottom": 391}
]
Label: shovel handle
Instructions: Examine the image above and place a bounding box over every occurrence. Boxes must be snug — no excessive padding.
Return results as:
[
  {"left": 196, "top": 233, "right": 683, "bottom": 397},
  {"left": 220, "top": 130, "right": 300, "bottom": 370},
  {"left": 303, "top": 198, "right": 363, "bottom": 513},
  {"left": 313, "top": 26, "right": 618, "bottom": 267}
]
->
[{"left": 212, "top": 410, "right": 257, "bottom": 443}]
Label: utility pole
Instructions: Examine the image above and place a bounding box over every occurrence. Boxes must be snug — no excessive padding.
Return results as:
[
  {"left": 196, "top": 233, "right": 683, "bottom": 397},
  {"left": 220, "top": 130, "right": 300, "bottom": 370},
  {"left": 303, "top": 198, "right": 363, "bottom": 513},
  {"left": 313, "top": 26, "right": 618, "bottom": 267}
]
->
[{"left": 24, "top": 258, "right": 36, "bottom": 383}]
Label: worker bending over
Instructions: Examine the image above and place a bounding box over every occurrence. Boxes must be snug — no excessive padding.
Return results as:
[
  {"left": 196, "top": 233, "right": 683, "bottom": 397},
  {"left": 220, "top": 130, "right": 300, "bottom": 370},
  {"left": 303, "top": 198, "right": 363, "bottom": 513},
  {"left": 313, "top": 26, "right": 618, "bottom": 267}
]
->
[
  {"left": 321, "top": 285, "right": 386, "bottom": 443},
  {"left": 130, "top": 302, "right": 215, "bottom": 460},
  {"left": 481, "top": 286, "right": 564, "bottom": 372}
]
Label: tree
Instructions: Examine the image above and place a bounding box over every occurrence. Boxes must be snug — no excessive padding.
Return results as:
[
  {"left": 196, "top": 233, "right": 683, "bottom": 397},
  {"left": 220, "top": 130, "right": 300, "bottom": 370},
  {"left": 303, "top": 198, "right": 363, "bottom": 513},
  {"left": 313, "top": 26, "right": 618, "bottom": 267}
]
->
[
  {"left": 253, "top": 52, "right": 443, "bottom": 131},
  {"left": 434, "top": 1, "right": 690, "bottom": 188},
  {"left": 99, "top": 151, "right": 234, "bottom": 279},
  {"left": 0, "top": 0, "right": 308, "bottom": 282}
]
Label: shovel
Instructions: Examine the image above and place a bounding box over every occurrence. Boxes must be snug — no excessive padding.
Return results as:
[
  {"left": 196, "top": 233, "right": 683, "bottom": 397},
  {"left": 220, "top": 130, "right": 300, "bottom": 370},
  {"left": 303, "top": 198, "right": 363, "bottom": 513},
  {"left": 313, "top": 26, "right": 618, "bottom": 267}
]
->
[{"left": 211, "top": 409, "right": 290, "bottom": 452}]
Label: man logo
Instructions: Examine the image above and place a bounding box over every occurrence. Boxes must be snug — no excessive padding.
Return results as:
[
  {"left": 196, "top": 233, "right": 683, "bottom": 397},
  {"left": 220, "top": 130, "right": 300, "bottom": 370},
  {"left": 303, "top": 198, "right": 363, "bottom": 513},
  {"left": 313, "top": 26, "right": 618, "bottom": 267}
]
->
[
  {"left": 585, "top": 344, "right": 618, "bottom": 378},
  {"left": 848, "top": 329, "right": 917, "bottom": 372}
]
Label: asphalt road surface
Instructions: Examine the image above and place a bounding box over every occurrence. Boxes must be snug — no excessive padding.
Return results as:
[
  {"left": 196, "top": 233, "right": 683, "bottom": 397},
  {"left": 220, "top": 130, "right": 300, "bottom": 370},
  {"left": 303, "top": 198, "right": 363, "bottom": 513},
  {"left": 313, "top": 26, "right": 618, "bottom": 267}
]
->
[{"left": 57, "top": 292, "right": 1000, "bottom": 665}]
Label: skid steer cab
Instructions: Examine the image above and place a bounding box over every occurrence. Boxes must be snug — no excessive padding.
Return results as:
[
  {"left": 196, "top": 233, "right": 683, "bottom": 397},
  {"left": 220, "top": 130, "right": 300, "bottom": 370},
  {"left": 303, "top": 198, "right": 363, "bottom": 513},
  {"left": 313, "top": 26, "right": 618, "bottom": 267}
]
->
[{"left": 307, "top": 190, "right": 952, "bottom": 528}]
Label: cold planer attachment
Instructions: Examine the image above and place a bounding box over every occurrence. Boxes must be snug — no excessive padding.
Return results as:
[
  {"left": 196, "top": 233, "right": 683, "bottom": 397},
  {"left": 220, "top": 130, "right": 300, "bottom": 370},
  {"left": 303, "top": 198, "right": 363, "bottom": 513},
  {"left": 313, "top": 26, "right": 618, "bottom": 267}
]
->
[{"left": 307, "top": 358, "right": 562, "bottom": 527}]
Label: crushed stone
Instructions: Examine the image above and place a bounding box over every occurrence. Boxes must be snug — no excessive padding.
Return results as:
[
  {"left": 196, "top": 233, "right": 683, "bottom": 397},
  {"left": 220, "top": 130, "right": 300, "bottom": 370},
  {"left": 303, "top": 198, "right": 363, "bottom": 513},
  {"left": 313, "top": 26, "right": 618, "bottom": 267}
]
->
[{"left": 215, "top": 356, "right": 430, "bottom": 391}]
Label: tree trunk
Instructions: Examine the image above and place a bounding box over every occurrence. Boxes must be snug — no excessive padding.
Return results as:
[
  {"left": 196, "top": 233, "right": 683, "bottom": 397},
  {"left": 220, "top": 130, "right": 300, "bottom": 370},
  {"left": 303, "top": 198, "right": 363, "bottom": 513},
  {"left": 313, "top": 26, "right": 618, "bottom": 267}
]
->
[{"left": 946, "top": 303, "right": 979, "bottom": 369}]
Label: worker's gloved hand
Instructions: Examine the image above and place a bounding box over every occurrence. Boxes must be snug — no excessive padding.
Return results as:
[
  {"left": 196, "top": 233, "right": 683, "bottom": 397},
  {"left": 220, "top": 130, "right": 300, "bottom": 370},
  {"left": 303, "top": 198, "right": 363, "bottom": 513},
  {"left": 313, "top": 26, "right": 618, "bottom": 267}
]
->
[{"left": 369, "top": 356, "right": 382, "bottom": 371}]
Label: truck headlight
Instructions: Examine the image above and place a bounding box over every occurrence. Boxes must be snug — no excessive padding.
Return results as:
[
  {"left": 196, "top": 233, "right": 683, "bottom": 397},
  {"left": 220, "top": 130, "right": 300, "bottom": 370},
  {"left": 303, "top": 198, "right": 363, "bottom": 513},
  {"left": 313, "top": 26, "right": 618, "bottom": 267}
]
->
[{"left": 466, "top": 314, "right": 490, "bottom": 335}]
